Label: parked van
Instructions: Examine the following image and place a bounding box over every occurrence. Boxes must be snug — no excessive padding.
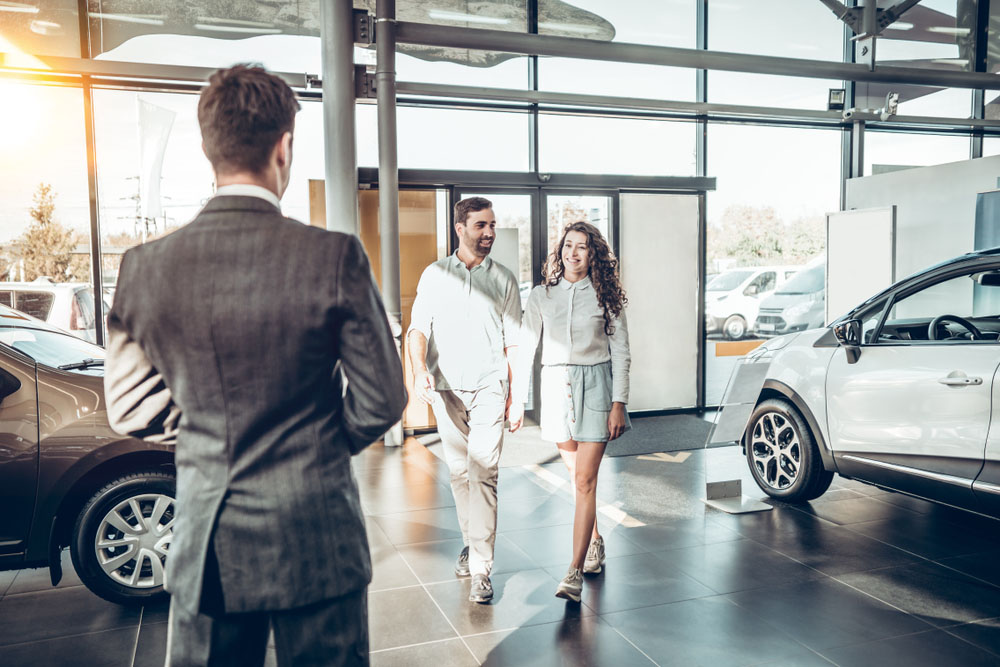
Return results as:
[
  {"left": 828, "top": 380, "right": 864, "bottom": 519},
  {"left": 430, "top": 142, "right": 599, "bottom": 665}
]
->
[
  {"left": 0, "top": 279, "right": 109, "bottom": 343},
  {"left": 754, "top": 259, "right": 826, "bottom": 338},
  {"left": 705, "top": 266, "right": 799, "bottom": 340}
]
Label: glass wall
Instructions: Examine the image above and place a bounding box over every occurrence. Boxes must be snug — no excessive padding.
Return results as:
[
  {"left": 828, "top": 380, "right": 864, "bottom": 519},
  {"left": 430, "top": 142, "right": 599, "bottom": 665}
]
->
[
  {"left": 704, "top": 123, "right": 841, "bottom": 404},
  {"left": 864, "top": 131, "right": 971, "bottom": 174},
  {"left": 0, "top": 81, "right": 95, "bottom": 340}
]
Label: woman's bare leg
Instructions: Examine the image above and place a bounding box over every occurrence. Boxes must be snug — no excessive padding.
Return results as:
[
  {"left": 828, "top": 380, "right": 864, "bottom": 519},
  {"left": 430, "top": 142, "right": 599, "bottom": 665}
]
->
[{"left": 569, "top": 441, "right": 608, "bottom": 570}]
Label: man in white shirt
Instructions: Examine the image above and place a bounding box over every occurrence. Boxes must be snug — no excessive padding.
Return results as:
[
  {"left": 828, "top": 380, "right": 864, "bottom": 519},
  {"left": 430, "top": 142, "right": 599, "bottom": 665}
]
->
[{"left": 407, "top": 197, "right": 520, "bottom": 603}]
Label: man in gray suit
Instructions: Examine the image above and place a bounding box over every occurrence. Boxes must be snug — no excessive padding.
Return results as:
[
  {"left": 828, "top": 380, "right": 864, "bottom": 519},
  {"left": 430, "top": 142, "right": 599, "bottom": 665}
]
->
[{"left": 104, "top": 64, "right": 406, "bottom": 666}]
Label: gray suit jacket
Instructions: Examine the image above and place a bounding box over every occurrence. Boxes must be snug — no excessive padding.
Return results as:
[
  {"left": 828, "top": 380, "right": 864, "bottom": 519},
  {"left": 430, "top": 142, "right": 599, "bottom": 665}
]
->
[{"left": 104, "top": 195, "right": 407, "bottom": 614}]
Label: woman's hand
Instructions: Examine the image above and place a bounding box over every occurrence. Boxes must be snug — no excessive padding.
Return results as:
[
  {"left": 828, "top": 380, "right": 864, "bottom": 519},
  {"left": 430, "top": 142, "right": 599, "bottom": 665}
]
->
[
  {"left": 508, "top": 402, "right": 525, "bottom": 433},
  {"left": 607, "top": 402, "right": 627, "bottom": 441}
]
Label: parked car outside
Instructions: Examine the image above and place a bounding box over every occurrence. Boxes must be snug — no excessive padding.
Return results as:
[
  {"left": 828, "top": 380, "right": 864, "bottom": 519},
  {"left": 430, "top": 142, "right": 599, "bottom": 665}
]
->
[
  {"left": 705, "top": 265, "right": 799, "bottom": 340},
  {"left": 754, "top": 259, "right": 826, "bottom": 338},
  {"left": 0, "top": 278, "right": 111, "bottom": 343},
  {"left": 0, "top": 304, "right": 175, "bottom": 604},
  {"left": 741, "top": 248, "right": 1000, "bottom": 519}
]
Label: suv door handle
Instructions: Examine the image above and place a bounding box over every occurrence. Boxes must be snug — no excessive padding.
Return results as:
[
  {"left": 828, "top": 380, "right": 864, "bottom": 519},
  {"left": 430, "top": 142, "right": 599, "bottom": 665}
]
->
[{"left": 938, "top": 375, "right": 983, "bottom": 386}]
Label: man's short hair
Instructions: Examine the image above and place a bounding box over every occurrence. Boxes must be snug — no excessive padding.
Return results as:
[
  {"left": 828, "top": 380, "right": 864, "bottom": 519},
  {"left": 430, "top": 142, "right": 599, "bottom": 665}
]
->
[
  {"left": 198, "top": 64, "right": 301, "bottom": 175},
  {"left": 454, "top": 197, "right": 493, "bottom": 225}
]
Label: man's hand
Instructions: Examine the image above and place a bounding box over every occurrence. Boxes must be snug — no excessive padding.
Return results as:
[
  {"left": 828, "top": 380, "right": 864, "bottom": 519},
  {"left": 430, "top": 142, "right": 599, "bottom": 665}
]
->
[
  {"left": 508, "top": 402, "right": 524, "bottom": 433},
  {"left": 413, "top": 370, "right": 435, "bottom": 405},
  {"left": 607, "top": 402, "right": 627, "bottom": 441}
]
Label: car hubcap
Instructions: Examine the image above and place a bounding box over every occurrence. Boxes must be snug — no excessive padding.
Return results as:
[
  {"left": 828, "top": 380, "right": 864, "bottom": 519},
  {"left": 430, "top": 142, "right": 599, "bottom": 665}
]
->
[
  {"left": 727, "top": 319, "right": 745, "bottom": 339},
  {"left": 95, "top": 493, "right": 174, "bottom": 589},
  {"left": 750, "top": 412, "right": 800, "bottom": 490}
]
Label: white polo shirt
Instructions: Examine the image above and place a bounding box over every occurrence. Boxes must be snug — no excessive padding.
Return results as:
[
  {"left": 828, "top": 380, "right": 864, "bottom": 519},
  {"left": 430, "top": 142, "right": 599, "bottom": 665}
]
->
[{"left": 409, "top": 253, "right": 521, "bottom": 392}]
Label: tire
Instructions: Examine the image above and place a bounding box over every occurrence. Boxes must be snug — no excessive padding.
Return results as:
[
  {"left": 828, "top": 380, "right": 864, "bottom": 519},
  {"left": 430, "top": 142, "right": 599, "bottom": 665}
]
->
[
  {"left": 71, "top": 470, "right": 175, "bottom": 605},
  {"left": 744, "top": 398, "right": 833, "bottom": 502},
  {"left": 723, "top": 315, "right": 747, "bottom": 340}
]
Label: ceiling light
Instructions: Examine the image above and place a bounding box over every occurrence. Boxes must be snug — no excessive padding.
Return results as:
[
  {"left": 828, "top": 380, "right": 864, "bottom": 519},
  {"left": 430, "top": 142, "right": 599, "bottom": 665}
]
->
[
  {"left": 931, "top": 58, "right": 969, "bottom": 66},
  {"left": 0, "top": 2, "right": 38, "bottom": 14},
  {"left": 887, "top": 21, "right": 914, "bottom": 30},
  {"left": 426, "top": 10, "right": 511, "bottom": 26},
  {"left": 927, "top": 26, "right": 971, "bottom": 36},
  {"left": 90, "top": 12, "right": 165, "bottom": 26},
  {"left": 537, "top": 21, "right": 601, "bottom": 35},
  {"left": 194, "top": 24, "right": 282, "bottom": 34},
  {"left": 30, "top": 19, "right": 62, "bottom": 35}
]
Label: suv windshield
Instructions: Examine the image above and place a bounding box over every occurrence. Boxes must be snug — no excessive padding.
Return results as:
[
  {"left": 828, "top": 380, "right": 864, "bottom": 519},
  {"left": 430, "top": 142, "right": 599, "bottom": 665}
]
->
[
  {"left": 0, "top": 326, "right": 105, "bottom": 373},
  {"left": 707, "top": 270, "right": 753, "bottom": 291},
  {"left": 776, "top": 264, "right": 824, "bottom": 295}
]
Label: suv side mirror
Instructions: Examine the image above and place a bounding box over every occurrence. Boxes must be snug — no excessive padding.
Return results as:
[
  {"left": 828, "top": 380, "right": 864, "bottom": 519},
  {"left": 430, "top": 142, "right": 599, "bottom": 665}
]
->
[{"left": 833, "top": 319, "right": 862, "bottom": 363}]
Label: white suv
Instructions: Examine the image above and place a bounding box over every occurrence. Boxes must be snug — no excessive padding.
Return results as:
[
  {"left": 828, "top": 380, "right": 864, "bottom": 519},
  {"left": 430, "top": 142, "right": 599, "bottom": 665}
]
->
[
  {"left": 705, "top": 266, "right": 799, "bottom": 340},
  {"left": 0, "top": 279, "right": 108, "bottom": 343}
]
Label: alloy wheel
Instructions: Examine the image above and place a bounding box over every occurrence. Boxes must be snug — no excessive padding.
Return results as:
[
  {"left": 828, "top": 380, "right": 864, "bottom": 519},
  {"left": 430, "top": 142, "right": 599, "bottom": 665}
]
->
[{"left": 750, "top": 411, "right": 801, "bottom": 490}]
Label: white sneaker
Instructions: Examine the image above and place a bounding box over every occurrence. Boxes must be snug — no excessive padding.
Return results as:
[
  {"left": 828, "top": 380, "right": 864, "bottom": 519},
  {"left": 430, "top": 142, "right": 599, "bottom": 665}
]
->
[
  {"left": 555, "top": 567, "right": 583, "bottom": 603},
  {"left": 583, "top": 536, "right": 606, "bottom": 574}
]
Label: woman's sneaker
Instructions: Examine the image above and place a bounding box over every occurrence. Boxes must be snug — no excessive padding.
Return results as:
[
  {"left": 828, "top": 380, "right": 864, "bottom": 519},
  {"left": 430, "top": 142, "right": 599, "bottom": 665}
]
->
[
  {"left": 555, "top": 567, "right": 583, "bottom": 602},
  {"left": 583, "top": 536, "right": 606, "bottom": 574}
]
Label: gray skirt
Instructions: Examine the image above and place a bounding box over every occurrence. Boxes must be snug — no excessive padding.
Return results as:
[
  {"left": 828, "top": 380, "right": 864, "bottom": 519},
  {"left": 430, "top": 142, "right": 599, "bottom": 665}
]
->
[{"left": 539, "top": 361, "right": 631, "bottom": 443}]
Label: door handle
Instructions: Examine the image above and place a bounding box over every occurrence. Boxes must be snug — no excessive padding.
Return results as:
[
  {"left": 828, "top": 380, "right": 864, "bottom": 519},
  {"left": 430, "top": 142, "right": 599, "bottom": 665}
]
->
[{"left": 938, "top": 375, "right": 983, "bottom": 386}]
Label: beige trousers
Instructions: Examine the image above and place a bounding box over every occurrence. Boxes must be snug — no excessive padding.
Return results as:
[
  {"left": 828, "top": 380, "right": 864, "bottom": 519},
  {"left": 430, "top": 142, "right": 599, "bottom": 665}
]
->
[{"left": 431, "top": 382, "right": 506, "bottom": 577}]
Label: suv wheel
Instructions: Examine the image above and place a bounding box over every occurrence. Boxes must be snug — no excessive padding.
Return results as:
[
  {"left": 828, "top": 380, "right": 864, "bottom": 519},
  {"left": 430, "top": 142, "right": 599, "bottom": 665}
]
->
[
  {"left": 71, "top": 470, "right": 175, "bottom": 605},
  {"left": 723, "top": 315, "right": 747, "bottom": 340},
  {"left": 745, "top": 398, "right": 833, "bottom": 502}
]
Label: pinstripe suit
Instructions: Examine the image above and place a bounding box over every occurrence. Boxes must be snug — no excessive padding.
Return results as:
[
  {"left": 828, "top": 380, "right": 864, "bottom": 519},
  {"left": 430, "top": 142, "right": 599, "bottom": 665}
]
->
[{"left": 105, "top": 194, "right": 407, "bottom": 666}]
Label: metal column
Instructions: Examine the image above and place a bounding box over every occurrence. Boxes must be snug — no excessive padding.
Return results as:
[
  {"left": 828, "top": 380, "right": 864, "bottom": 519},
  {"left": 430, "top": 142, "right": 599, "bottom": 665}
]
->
[
  {"left": 377, "top": 0, "right": 404, "bottom": 446},
  {"left": 319, "top": 0, "right": 359, "bottom": 235}
]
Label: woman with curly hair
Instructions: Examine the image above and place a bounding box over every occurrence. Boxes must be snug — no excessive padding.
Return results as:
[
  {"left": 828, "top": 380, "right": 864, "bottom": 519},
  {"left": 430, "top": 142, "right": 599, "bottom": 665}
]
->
[{"left": 509, "top": 221, "right": 631, "bottom": 603}]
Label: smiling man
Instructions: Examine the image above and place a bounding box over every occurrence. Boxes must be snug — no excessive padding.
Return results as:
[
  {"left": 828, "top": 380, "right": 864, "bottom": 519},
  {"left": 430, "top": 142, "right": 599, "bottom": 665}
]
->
[{"left": 407, "top": 196, "right": 521, "bottom": 603}]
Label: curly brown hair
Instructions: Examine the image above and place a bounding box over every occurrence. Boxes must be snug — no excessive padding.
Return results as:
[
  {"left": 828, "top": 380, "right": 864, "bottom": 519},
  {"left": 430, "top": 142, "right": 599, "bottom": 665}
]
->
[{"left": 544, "top": 221, "right": 627, "bottom": 335}]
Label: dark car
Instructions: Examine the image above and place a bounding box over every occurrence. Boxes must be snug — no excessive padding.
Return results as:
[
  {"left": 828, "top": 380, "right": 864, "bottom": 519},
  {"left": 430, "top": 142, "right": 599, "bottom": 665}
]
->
[{"left": 0, "top": 305, "right": 175, "bottom": 604}]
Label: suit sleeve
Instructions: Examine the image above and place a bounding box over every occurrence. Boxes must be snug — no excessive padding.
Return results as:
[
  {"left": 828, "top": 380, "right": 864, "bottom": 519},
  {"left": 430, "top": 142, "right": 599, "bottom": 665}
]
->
[
  {"left": 104, "top": 252, "right": 181, "bottom": 444},
  {"left": 337, "top": 235, "right": 408, "bottom": 452}
]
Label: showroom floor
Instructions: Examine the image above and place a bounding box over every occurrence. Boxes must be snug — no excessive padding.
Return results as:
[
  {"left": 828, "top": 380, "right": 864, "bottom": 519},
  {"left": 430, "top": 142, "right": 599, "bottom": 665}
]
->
[{"left": 2, "top": 434, "right": 1000, "bottom": 666}]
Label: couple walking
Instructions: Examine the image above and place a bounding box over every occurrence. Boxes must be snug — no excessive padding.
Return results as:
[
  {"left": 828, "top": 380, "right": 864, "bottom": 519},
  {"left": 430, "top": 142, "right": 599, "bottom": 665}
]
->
[{"left": 408, "top": 196, "right": 631, "bottom": 604}]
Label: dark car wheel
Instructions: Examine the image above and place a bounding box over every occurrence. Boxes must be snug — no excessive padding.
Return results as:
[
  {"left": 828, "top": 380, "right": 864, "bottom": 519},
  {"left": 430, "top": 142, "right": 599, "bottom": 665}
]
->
[
  {"left": 724, "top": 315, "right": 747, "bottom": 340},
  {"left": 71, "top": 470, "right": 175, "bottom": 605},
  {"left": 745, "top": 398, "right": 833, "bottom": 502}
]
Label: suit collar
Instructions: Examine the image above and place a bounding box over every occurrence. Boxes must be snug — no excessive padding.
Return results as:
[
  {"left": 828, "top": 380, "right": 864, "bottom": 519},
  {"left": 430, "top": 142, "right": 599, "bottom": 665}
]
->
[{"left": 201, "top": 195, "right": 281, "bottom": 215}]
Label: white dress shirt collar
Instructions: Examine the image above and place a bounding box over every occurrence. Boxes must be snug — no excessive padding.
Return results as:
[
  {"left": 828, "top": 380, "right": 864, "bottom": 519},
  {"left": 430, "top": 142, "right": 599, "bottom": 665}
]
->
[
  {"left": 214, "top": 184, "right": 281, "bottom": 211},
  {"left": 559, "top": 276, "right": 592, "bottom": 291},
  {"left": 450, "top": 251, "right": 493, "bottom": 271}
]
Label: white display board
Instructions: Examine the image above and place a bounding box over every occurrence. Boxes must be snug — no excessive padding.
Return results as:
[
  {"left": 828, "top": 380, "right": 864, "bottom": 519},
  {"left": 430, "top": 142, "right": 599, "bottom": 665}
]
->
[
  {"left": 620, "top": 193, "right": 700, "bottom": 411},
  {"left": 826, "top": 207, "right": 896, "bottom": 324},
  {"left": 491, "top": 228, "right": 520, "bottom": 281}
]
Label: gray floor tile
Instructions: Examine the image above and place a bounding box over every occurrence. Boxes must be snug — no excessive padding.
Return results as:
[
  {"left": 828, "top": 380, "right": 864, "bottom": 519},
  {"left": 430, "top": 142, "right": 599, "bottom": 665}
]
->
[
  {"left": 132, "top": 622, "right": 167, "bottom": 667},
  {"left": 370, "top": 542, "right": 421, "bottom": 592},
  {"left": 395, "top": 536, "right": 535, "bottom": 584},
  {"left": 821, "top": 628, "right": 1000, "bottom": 666},
  {"left": 603, "top": 596, "right": 813, "bottom": 667},
  {"left": 502, "top": 522, "right": 646, "bottom": 569},
  {"left": 943, "top": 617, "right": 1000, "bottom": 657},
  {"left": 653, "top": 538, "right": 824, "bottom": 595},
  {"left": 372, "top": 506, "right": 465, "bottom": 546},
  {"left": 618, "top": 516, "right": 743, "bottom": 553},
  {"left": 0, "top": 627, "right": 136, "bottom": 667},
  {"left": 0, "top": 569, "right": 17, "bottom": 598},
  {"left": 497, "top": 494, "right": 575, "bottom": 532},
  {"left": 360, "top": 481, "right": 455, "bottom": 515},
  {"left": 368, "top": 586, "right": 457, "bottom": 652},
  {"left": 6, "top": 549, "right": 82, "bottom": 596},
  {"left": 797, "top": 495, "right": 922, "bottom": 525},
  {"left": 727, "top": 577, "right": 934, "bottom": 651},
  {"left": 0, "top": 586, "right": 141, "bottom": 646},
  {"left": 370, "top": 639, "right": 477, "bottom": 667},
  {"left": 848, "top": 513, "right": 1000, "bottom": 561},
  {"left": 464, "top": 615, "right": 655, "bottom": 666},
  {"left": 543, "top": 551, "right": 716, "bottom": 615},
  {"left": 836, "top": 561, "right": 1000, "bottom": 627},
  {"left": 937, "top": 550, "right": 1000, "bottom": 588},
  {"left": 424, "top": 568, "right": 593, "bottom": 636}
]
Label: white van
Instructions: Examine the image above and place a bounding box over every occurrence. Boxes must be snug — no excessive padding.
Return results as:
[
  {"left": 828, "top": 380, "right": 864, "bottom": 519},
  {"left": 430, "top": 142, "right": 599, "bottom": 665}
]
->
[
  {"left": 0, "top": 279, "right": 109, "bottom": 343},
  {"left": 705, "top": 266, "right": 799, "bottom": 340}
]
